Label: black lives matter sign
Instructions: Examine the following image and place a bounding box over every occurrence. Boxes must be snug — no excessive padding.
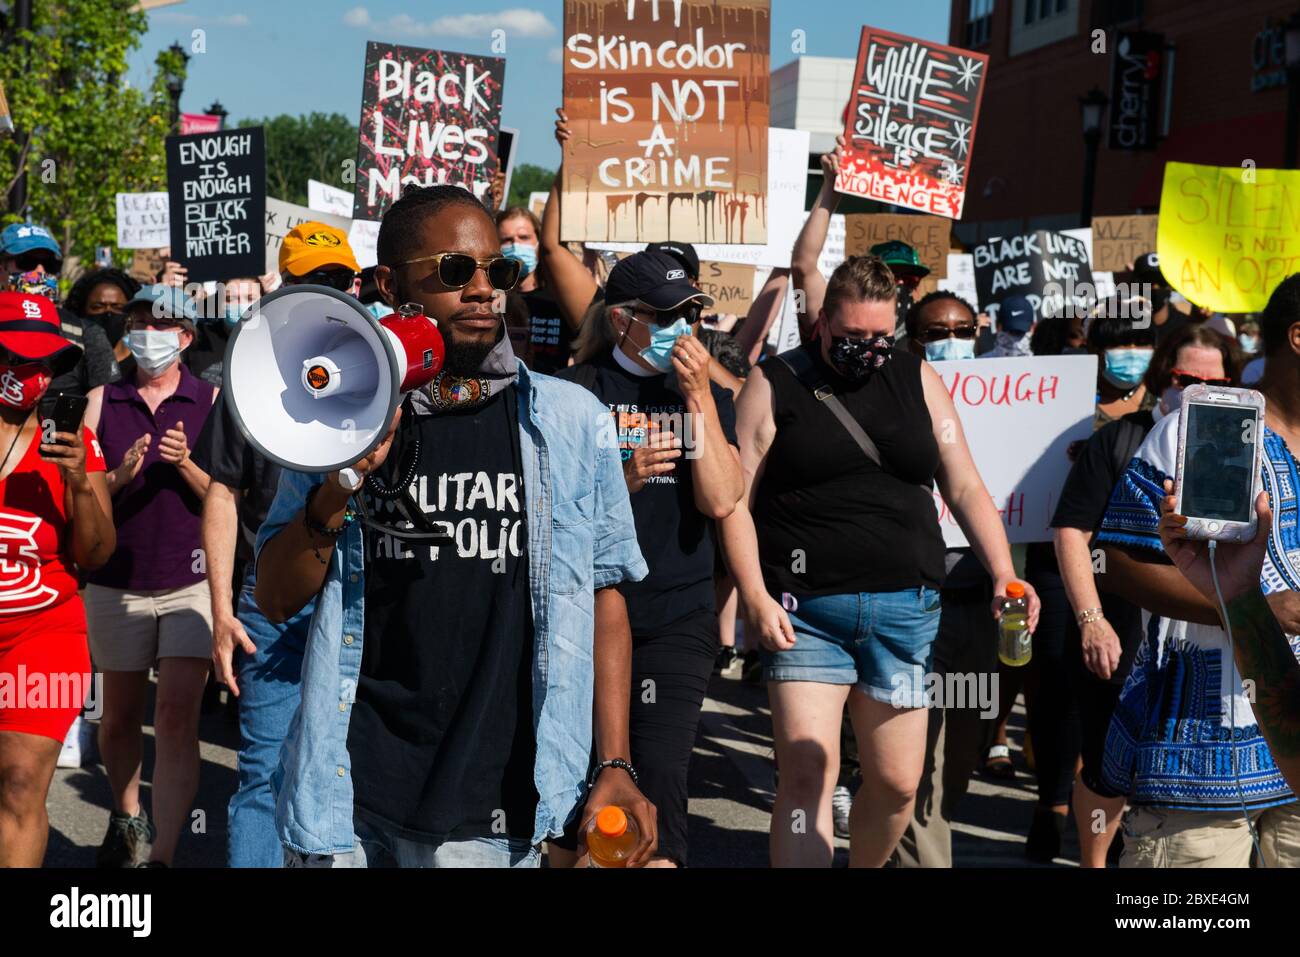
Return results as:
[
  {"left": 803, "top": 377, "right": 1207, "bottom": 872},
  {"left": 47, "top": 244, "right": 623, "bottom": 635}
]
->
[
  {"left": 973, "top": 230, "right": 1095, "bottom": 323},
  {"left": 165, "top": 127, "right": 266, "bottom": 284}
]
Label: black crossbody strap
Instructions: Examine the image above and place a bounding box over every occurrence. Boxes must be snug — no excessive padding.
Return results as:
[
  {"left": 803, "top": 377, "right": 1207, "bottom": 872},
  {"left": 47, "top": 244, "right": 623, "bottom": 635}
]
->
[{"left": 773, "top": 350, "right": 886, "bottom": 471}]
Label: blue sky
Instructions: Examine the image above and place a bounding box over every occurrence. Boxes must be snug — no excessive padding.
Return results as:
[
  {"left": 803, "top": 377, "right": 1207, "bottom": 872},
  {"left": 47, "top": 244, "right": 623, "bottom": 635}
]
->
[{"left": 127, "top": 1, "right": 952, "bottom": 172}]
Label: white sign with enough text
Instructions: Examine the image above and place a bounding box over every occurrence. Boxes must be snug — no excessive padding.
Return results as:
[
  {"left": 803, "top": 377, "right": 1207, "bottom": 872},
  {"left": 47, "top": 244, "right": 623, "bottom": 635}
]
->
[
  {"left": 930, "top": 354, "right": 1098, "bottom": 547},
  {"left": 585, "top": 128, "right": 812, "bottom": 269}
]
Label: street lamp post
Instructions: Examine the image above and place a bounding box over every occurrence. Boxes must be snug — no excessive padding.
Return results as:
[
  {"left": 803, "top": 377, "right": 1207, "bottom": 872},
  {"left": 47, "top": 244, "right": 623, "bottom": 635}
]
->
[
  {"left": 1079, "top": 87, "right": 1109, "bottom": 226},
  {"left": 165, "top": 41, "right": 189, "bottom": 135},
  {"left": 206, "top": 100, "right": 228, "bottom": 131},
  {"left": 1284, "top": 12, "right": 1300, "bottom": 168}
]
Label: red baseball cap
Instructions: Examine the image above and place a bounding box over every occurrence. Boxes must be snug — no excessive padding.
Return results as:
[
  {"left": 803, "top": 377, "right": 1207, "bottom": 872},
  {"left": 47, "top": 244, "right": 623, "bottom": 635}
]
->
[{"left": 0, "top": 292, "right": 81, "bottom": 375}]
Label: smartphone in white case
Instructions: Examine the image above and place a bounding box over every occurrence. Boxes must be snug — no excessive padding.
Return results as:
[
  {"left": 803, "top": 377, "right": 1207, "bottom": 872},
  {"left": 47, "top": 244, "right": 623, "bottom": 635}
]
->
[{"left": 1173, "top": 384, "right": 1266, "bottom": 543}]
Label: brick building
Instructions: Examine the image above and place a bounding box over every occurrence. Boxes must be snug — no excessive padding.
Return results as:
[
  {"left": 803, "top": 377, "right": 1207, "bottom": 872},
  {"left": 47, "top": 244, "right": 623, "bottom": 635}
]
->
[{"left": 950, "top": 0, "right": 1295, "bottom": 243}]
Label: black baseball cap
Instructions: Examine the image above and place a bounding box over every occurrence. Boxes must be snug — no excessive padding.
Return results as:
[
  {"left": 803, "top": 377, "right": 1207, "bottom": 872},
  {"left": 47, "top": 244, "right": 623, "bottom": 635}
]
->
[
  {"left": 606, "top": 251, "right": 714, "bottom": 311},
  {"left": 645, "top": 241, "right": 700, "bottom": 280},
  {"left": 1130, "top": 251, "right": 1165, "bottom": 285}
]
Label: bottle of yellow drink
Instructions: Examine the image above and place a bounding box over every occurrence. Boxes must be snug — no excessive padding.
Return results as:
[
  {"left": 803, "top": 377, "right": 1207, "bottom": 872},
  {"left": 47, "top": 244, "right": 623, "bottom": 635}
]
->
[
  {"left": 586, "top": 806, "right": 639, "bottom": 868},
  {"left": 997, "top": 581, "right": 1032, "bottom": 667}
]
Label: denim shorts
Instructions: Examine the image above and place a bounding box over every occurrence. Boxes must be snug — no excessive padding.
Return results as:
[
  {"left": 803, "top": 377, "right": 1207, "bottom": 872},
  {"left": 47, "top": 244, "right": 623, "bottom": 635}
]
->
[{"left": 761, "top": 588, "right": 941, "bottom": 706}]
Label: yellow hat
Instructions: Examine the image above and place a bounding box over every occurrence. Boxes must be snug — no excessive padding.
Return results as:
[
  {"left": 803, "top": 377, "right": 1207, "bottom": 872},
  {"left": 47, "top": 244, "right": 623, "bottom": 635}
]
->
[{"left": 279, "top": 222, "right": 360, "bottom": 276}]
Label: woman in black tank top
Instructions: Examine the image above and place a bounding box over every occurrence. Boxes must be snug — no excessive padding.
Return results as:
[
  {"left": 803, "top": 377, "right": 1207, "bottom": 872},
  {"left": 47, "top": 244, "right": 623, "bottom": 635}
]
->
[{"left": 719, "top": 246, "right": 1040, "bottom": 868}]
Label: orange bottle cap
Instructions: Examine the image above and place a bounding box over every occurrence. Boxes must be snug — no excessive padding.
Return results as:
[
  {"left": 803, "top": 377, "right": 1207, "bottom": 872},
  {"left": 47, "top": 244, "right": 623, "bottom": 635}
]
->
[
  {"left": 595, "top": 805, "right": 628, "bottom": 837},
  {"left": 1006, "top": 582, "right": 1025, "bottom": 598}
]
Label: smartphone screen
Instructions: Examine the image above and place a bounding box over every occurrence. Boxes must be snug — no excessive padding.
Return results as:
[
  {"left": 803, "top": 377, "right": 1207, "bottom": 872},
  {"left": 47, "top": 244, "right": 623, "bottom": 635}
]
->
[{"left": 1181, "top": 401, "right": 1259, "bottom": 523}]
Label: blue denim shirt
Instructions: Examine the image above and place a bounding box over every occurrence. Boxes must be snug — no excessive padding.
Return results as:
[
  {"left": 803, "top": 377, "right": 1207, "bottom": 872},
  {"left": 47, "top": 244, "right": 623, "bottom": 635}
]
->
[{"left": 255, "top": 362, "right": 647, "bottom": 854}]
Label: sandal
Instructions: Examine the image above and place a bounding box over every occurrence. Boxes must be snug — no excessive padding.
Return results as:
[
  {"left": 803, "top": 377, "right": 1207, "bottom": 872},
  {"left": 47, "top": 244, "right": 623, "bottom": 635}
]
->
[{"left": 983, "top": 743, "right": 1016, "bottom": 780}]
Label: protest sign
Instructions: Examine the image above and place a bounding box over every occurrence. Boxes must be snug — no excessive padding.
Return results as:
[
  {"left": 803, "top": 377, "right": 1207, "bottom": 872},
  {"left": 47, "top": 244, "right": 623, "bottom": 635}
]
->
[
  {"left": 308, "top": 179, "right": 355, "bottom": 218},
  {"left": 697, "top": 261, "right": 756, "bottom": 314},
  {"left": 560, "top": 0, "right": 771, "bottom": 243},
  {"left": 528, "top": 191, "right": 548, "bottom": 219},
  {"left": 585, "top": 128, "right": 807, "bottom": 267},
  {"left": 931, "top": 354, "right": 1097, "bottom": 547},
  {"left": 115, "top": 192, "right": 170, "bottom": 249},
  {"left": 264, "top": 197, "right": 352, "bottom": 274},
  {"left": 844, "top": 213, "right": 951, "bottom": 278},
  {"left": 937, "top": 252, "right": 977, "bottom": 312},
  {"left": 165, "top": 127, "right": 266, "bottom": 284},
  {"left": 1156, "top": 161, "right": 1300, "bottom": 313},
  {"left": 972, "top": 230, "right": 1094, "bottom": 324},
  {"left": 819, "top": 213, "right": 846, "bottom": 280},
  {"left": 129, "top": 248, "right": 165, "bottom": 285},
  {"left": 349, "top": 219, "right": 381, "bottom": 270},
  {"left": 498, "top": 127, "right": 518, "bottom": 213},
  {"left": 1091, "top": 214, "right": 1158, "bottom": 272},
  {"left": 353, "top": 41, "right": 504, "bottom": 220},
  {"left": 836, "top": 26, "right": 988, "bottom": 219},
  {"left": 180, "top": 113, "right": 222, "bottom": 136}
]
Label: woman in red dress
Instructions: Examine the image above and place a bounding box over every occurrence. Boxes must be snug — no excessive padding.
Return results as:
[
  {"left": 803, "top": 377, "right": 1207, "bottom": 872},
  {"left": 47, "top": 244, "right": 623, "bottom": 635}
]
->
[{"left": 0, "top": 292, "right": 115, "bottom": 866}]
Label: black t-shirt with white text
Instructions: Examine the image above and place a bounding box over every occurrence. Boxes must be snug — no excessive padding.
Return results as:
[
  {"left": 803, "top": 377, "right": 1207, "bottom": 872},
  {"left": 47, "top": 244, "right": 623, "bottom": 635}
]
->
[
  {"left": 349, "top": 385, "right": 538, "bottom": 842},
  {"left": 559, "top": 352, "right": 738, "bottom": 635}
]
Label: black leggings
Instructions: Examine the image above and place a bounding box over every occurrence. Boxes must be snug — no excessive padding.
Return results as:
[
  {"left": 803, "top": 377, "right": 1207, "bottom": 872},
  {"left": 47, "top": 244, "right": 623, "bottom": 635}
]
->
[{"left": 1024, "top": 574, "right": 1081, "bottom": 808}]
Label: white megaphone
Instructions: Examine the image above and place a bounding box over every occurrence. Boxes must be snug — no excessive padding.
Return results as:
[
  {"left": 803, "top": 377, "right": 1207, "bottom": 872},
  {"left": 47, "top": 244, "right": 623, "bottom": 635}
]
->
[{"left": 223, "top": 285, "right": 445, "bottom": 473}]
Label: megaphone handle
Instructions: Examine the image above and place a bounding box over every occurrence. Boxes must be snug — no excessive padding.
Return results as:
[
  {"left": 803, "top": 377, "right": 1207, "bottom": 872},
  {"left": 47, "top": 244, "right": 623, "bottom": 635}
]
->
[{"left": 338, "top": 468, "right": 364, "bottom": 492}]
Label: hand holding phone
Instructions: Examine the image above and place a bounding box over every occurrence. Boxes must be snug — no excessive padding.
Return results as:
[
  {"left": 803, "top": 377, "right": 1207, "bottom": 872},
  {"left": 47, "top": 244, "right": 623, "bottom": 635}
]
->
[{"left": 1173, "top": 385, "right": 1266, "bottom": 543}]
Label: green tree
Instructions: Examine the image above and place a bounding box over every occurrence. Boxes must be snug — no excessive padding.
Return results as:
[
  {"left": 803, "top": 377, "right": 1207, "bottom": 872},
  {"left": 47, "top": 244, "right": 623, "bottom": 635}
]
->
[
  {"left": 507, "top": 163, "right": 554, "bottom": 210},
  {"left": 238, "top": 112, "right": 358, "bottom": 207},
  {"left": 0, "top": 0, "right": 179, "bottom": 271}
]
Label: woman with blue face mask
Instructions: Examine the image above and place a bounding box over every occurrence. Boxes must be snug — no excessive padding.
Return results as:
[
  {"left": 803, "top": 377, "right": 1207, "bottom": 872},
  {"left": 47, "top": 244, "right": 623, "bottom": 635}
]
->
[{"left": 1087, "top": 299, "right": 1158, "bottom": 428}]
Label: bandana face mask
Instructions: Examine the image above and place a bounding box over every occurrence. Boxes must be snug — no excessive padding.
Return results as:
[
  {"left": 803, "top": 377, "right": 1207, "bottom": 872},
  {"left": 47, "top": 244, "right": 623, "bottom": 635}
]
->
[
  {"left": 5, "top": 271, "right": 60, "bottom": 304},
  {"left": 827, "top": 333, "right": 894, "bottom": 380},
  {"left": 0, "top": 362, "right": 52, "bottom": 410}
]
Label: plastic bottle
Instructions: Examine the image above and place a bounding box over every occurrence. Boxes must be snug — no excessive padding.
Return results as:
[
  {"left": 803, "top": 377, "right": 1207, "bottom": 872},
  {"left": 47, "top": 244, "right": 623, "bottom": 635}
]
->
[
  {"left": 586, "top": 806, "right": 639, "bottom": 868},
  {"left": 997, "top": 581, "right": 1032, "bottom": 667}
]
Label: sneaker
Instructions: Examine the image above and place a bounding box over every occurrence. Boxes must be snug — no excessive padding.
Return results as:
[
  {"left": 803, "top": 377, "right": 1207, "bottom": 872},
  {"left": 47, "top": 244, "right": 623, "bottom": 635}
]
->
[
  {"left": 832, "top": 785, "right": 852, "bottom": 839},
  {"left": 56, "top": 715, "right": 85, "bottom": 769},
  {"left": 97, "top": 809, "right": 154, "bottom": 868},
  {"left": 714, "top": 646, "right": 740, "bottom": 674}
]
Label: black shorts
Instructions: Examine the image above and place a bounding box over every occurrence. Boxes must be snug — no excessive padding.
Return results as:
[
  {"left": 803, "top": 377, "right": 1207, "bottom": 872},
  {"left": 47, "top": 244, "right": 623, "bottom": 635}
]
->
[{"left": 551, "top": 610, "right": 717, "bottom": 865}]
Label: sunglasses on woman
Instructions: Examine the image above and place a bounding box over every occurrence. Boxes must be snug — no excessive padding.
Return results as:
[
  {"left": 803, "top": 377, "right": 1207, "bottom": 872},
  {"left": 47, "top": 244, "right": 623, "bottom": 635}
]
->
[
  {"left": 298, "top": 268, "right": 358, "bottom": 292},
  {"left": 390, "top": 252, "right": 521, "bottom": 291},
  {"left": 1170, "top": 369, "right": 1231, "bottom": 389},
  {"left": 917, "top": 323, "right": 977, "bottom": 343},
  {"left": 630, "top": 302, "right": 702, "bottom": 327},
  {"left": 11, "top": 252, "right": 61, "bottom": 275}
]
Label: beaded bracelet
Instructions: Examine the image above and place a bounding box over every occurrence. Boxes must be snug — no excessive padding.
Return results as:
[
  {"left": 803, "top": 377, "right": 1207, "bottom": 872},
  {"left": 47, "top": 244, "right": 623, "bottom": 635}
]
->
[
  {"left": 588, "top": 758, "right": 639, "bottom": 789},
  {"left": 1076, "top": 607, "right": 1105, "bottom": 626},
  {"left": 303, "top": 484, "right": 355, "bottom": 565}
]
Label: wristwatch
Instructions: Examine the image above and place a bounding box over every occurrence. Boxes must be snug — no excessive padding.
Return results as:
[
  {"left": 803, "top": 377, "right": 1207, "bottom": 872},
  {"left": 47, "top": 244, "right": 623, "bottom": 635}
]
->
[{"left": 334, "top": 467, "right": 364, "bottom": 493}]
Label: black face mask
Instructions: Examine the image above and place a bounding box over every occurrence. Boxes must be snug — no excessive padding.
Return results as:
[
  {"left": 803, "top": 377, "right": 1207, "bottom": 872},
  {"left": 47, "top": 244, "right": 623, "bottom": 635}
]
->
[
  {"left": 827, "top": 333, "right": 895, "bottom": 380},
  {"left": 94, "top": 311, "right": 127, "bottom": 346}
]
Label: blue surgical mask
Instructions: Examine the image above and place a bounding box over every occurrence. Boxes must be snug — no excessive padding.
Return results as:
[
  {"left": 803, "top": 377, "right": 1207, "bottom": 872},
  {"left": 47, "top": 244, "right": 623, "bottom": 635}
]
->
[
  {"left": 223, "top": 303, "right": 246, "bottom": 329},
  {"left": 501, "top": 242, "right": 538, "bottom": 279},
  {"left": 925, "top": 337, "right": 976, "bottom": 362},
  {"left": 637, "top": 317, "right": 692, "bottom": 373},
  {"left": 1238, "top": 334, "right": 1259, "bottom": 354},
  {"left": 1102, "top": 347, "right": 1153, "bottom": 389}
]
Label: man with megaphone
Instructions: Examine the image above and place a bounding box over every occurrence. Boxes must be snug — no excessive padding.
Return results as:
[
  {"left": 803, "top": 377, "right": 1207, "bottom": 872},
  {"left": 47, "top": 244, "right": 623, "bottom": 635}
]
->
[{"left": 249, "top": 185, "right": 657, "bottom": 868}]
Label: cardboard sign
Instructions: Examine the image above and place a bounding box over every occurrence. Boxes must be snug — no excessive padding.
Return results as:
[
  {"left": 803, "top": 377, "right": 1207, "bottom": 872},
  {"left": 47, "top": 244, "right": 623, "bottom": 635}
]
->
[
  {"left": 264, "top": 197, "right": 353, "bottom": 274},
  {"left": 585, "top": 128, "right": 808, "bottom": 267},
  {"left": 353, "top": 41, "right": 504, "bottom": 220},
  {"left": 128, "top": 248, "right": 165, "bottom": 285},
  {"left": 308, "top": 179, "right": 355, "bottom": 218},
  {"left": 528, "top": 191, "right": 548, "bottom": 220},
  {"left": 165, "top": 127, "right": 266, "bottom": 284},
  {"left": 1156, "top": 161, "right": 1300, "bottom": 313},
  {"left": 931, "top": 354, "right": 1098, "bottom": 546},
  {"left": 115, "top": 192, "right": 170, "bottom": 249},
  {"left": 561, "top": 0, "right": 771, "bottom": 243},
  {"left": 697, "top": 261, "right": 756, "bottom": 315},
  {"left": 844, "top": 213, "right": 951, "bottom": 278},
  {"left": 1091, "top": 215, "right": 1158, "bottom": 273},
  {"left": 836, "top": 26, "right": 988, "bottom": 219},
  {"left": 972, "top": 230, "right": 1095, "bottom": 324}
]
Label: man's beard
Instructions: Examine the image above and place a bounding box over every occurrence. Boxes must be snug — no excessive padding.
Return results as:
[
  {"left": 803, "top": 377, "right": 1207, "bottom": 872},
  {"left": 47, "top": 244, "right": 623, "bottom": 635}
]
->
[{"left": 390, "top": 279, "right": 497, "bottom": 377}]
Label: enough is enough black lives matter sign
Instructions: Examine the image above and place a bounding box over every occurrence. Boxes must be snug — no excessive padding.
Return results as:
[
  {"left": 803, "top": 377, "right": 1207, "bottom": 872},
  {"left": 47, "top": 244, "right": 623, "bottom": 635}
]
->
[{"left": 165, "top": 127, "right": 266, "bottom": 284}]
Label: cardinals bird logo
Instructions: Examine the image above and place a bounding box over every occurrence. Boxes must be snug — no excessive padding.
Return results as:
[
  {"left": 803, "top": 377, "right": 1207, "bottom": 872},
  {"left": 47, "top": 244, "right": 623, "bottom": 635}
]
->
[{"left": 0, "top": 512, "right": 58, "bottom": 614}]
